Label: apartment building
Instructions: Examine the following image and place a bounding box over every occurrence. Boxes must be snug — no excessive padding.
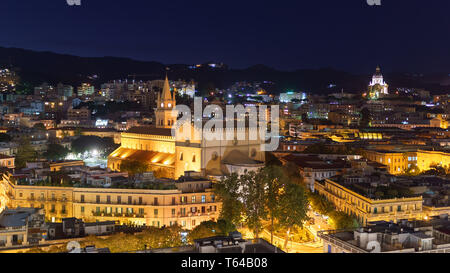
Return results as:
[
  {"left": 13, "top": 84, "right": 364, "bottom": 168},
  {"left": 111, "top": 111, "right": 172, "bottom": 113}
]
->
[
  {"left": 0, "top": 173, "right": 220, "bottom": 230},
  {"left": 315, "top": 178, "right": 424, "bottom": 226}
]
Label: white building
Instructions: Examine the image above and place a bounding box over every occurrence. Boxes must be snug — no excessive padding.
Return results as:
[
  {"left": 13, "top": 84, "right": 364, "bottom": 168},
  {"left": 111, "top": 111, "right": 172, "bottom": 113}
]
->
[{"left": 368, "top": 66, "right": 389, "bottom": 98}]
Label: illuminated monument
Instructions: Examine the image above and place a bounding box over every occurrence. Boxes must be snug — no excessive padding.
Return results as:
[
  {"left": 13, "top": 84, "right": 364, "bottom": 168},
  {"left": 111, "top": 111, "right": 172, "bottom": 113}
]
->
[
  {"left": 108, "top": 76, "right": 266, "bottom": 179},
  {"left": 368, "top": 66, "right": 389, "bottom": 99}
]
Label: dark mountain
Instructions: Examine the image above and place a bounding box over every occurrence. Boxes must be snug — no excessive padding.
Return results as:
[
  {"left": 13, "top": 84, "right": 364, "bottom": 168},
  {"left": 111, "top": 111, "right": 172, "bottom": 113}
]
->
[{"left": 0, "top": 46, "right": 448, "bottom": 95}]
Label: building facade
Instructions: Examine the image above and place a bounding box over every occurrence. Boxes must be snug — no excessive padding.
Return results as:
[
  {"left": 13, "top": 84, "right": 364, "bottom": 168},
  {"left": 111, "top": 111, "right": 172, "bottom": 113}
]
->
[
  {"left": 0, "top": 173, "right": 221, "bottom": 230},
  {"left": 315, "top": 179, "right": 424, "bottom": 226}
]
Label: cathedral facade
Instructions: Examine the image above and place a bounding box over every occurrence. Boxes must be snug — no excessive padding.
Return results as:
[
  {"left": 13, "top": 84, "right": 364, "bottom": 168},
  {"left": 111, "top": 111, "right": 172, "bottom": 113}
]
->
[
  {"left": 368, "top": 66, "right": 389, "bottom": 99},
  {"left": 107, "top": 76, "right": 266, "bottom": 179}
]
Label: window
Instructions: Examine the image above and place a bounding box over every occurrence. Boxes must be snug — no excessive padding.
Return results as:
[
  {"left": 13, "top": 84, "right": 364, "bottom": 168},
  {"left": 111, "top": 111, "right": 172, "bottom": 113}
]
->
[
  {"left": 192, "top": 154, "right": 196, "bottom": 163},
  {"left": 211, "top": 195, "right": 215, "bottom": 202},
  {"left": 180, "top": 152, "right": 183, "bottom": 161},
  {"left": 398, "top": 205, "right": 402, "bottom": 212},
  {"left": 139, "top": 197, "right": 142, "bottom": 205},
  {"left": 117, "top": 196, "right": 121, "bottom": 204},
  {"left": 191, "top": 196, "right": 196, "bottom": 203},
  {"left": 107, "top": 196, "right": 111, "bottom": 204},
  {"left": 81, "top": 195, "right": 85, "bottom": 203},
  {"left": 96, "top": 195, "right": 100, "bottom": 203},
  {"left": 201, "top": 195, "right": 206, "bottom": 203},
  {"left": 139, "top": 208, "right": 144, "bottom": 215},
  {"left": 154, "top": 209, "right": 158, "bottom": 216},
  {"left": 172, "top": 209, "right": 176, "bottom": 216},
  {"left": 128, "top": 196, "right": 132, "bottom": 204},
  {"left": 81, "top": 206, "right": 85, "bottom": 213},
  {"left": 172, "top": 197, "right": 176, "bottom": 205}
]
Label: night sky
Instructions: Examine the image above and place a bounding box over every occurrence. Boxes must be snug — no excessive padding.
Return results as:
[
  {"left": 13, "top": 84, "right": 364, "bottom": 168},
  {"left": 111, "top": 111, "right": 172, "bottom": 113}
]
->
[{"left": 1, "top": 0, "right": 449, "bottom": 73}]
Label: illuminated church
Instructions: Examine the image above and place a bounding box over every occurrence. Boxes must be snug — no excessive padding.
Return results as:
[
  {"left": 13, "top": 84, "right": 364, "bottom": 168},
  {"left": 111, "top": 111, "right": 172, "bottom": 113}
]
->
[
  {"left": 368, "top": 66, "right": 389, "bottom": 99},
  {"left": 107, "top": 76, "right": 266, "bottom": 179}
]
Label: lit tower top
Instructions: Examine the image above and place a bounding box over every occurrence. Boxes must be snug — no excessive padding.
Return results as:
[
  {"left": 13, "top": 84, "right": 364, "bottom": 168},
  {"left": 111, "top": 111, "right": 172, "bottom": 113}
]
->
[{"left": 155, "top": 75, "right": 177, "bottom": 128}]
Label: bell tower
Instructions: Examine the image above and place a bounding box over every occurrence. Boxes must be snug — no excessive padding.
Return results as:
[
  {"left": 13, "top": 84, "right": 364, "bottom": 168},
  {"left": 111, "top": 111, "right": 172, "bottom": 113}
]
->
[{"left": 155, "top": 75, "right": 176, "bottom": 128}]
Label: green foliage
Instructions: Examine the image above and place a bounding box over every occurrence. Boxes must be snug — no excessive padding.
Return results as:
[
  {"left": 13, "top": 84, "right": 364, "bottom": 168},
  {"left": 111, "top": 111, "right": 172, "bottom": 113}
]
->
[
  {"left": 214, "top": 165, "right": 310, "bottom": 244},
  {"left": 120, "top": 159, "right": 150, "bottom": 180},
  {"left": 15, "top": 138, "right": 38, "bottom": 168},
  {"left": 276, "top": 183, "right": 310, "bottom": 249},
  {"left": 44, "top": 144, "right": 70, "bottom": 161},
  {"left": 240, "top": 171, "right": 268, "bottom": 239},
  {"left": 82, "top": 225, "right": 184, "bottom": 252},
  {"left": 214, "top": 173, "right": 243, "bottom": 228},
  {"left": 187, "top": 220, "right": 233, "bottom": 243},
  {"left": 421, "top": 164, "right": 448, "bottom": 176},
  {"left": 308, "top": 191, "right": 335, "bottom": 215},
  {"left": 329, "top": 211, "right": 359, "bottom": 230},
  {"left": 403, "top": 164, "right": 420, "bottom": 176}
]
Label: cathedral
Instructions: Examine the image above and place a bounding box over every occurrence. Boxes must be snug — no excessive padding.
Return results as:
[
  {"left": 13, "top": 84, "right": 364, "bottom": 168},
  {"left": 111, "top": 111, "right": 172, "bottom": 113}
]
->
[
  {"left": 368, "top": 66, "right": 389, "bottom": 99},
  {"left": 107, "top": 76, "right": 266, "bottom": 179}
]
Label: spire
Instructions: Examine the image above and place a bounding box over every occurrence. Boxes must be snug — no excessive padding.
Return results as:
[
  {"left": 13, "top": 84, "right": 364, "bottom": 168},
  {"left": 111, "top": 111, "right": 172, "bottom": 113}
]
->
[
  {"left": 375, "top": 66, "right": 381, "bottom": 75},
  {"left": 162, "top": 75, "right": 172, "bottom": 101}
]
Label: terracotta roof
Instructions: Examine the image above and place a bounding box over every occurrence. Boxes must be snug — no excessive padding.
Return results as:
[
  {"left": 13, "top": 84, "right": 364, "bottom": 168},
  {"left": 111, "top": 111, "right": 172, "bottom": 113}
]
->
[{"left": 109, "top": 147, "right": 175, "bottom": 166}]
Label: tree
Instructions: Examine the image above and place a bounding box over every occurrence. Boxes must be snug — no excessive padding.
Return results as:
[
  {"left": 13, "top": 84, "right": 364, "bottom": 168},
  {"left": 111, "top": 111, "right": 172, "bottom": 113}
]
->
[
  {"left": 15, "top": 138, "right": 38, "bottom": 168},
  {"left": 214, "top": 173, "right": 243, "bottom": 228},
  {"left": 260, "top": 165, "right": 287, "bottom": 244},
  {"left": 240, "top": 171, "right": 267, "bottom": 240},
  {"left": 421, "top": 164, "right": 447, "bottom": 176},
  {"left": 329, "top": 211, "right": 359, "bottom": 230},
  {"left": 120, "top": 159, "right": 149, "bottom": 181},
  {"left": 404, "top": 164, "right": 420, "bottom": 176},
  {"left": 0, "top": 133, "right": 11, "bottom": 142},
  {"left": 308, "top": 192, "right": 335, "bottom": 215},
  {"left": 187, "top": 220, "right": 229, "bottom": 243},
  {"left": 276, "top": 183, "right": 309, "bottom": 250},
  {"left": 44, "top": 144, "right": 70, "bottom": 161}
]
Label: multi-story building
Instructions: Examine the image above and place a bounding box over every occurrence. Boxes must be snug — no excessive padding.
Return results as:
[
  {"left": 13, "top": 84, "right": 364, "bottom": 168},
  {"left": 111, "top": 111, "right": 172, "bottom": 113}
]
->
[
  {"left": 0, "top": 154, "right": 14, "bottom": 169},
  {"left": 363, "top": 149, "right": 450, "bottom": 175},
  {"left": 315, "top": 178, "right": 424, "bottom": 226},
  {"left": 319, "top": 218, "right": 450, "bottom": 253},
  {"left": 0, "top": 172, "right": 221, "bottom": 230},
  {"left": 0, "top": 207, "right": 46, "bottom": 248},
  {"left": 67, "top": 107, "right": 91, "bottom": 121},
  {"left": 77, "top": 83, "right": 95, "bottom": 97}
]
